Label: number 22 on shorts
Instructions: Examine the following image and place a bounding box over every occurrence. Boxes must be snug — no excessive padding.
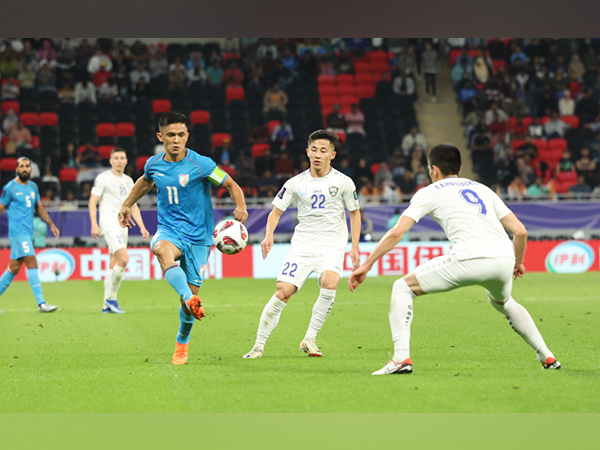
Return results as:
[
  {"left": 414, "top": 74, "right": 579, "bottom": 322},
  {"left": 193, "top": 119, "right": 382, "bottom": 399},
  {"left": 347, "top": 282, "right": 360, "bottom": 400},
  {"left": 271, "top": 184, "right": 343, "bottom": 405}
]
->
[{"left": 281, "top": 262, "right": 298, "bottom": 277}]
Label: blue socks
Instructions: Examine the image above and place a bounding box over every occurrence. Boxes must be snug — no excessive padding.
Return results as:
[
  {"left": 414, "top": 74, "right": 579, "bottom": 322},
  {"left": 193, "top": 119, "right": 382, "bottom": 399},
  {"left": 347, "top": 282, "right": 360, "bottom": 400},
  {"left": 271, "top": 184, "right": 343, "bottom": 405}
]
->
[
  {"left": 0, "top": 269, "right": 16, "bottom": 296},
  {"left": 164, "top": 266, "right": 193, "bottom": 302},
  {"left": 27, "top": 268, "right": 45, "bottom": 306},
  {"left": 176, "top": 305, "right": 195, "bottom": 344}
]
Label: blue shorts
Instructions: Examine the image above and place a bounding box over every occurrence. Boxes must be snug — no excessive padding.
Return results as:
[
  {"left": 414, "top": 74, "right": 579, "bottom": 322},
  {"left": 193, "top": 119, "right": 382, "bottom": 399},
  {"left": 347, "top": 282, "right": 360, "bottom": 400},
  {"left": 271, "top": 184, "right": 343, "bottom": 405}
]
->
[
  {"left": 151, "top": 229, "right": 211, "bottom": 287},
  {"left": 10, "top": 235, "right": 35, "bottom": 260}
]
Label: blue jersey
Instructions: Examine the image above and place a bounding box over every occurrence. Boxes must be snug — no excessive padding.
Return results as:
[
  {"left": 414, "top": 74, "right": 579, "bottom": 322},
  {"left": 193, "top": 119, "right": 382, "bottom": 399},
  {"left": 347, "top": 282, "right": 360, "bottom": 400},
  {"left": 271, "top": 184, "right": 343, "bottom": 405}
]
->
[
  {"left": 0, "top": 179, "right": 40, "bottom": 237},
  {"left": 144, "top": 149, "right": 228, "bottom": 245}
]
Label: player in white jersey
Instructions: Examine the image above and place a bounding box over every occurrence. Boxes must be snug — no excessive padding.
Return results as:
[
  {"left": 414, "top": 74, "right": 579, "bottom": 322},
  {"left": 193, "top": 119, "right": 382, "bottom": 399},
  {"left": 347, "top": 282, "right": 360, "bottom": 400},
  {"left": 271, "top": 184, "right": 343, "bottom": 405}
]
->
[
  {"left": 349, "top": 144, "right": 561, "bottom": 374},
  {"left": 243, "top": 130, "right": 361, "bottom": 359},
  {"left": 89, "top": 147, "right": 149, "bottom": 313}
]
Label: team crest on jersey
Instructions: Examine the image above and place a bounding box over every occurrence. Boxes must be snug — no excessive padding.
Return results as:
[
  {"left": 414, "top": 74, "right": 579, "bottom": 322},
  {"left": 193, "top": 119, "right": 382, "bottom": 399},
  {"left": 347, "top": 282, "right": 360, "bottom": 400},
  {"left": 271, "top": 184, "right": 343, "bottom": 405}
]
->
[
  {"left": 329, "top": 186, "right": 339, "bottom": 197},
  {"left": 297, "top": 184, "right": 307, "bottom": 198},
  {"left": 31, "top": 192, "right": 35, "bottom": 200},
  {"left": 179, "top": 174, "right": 190, "bottom": 187}
]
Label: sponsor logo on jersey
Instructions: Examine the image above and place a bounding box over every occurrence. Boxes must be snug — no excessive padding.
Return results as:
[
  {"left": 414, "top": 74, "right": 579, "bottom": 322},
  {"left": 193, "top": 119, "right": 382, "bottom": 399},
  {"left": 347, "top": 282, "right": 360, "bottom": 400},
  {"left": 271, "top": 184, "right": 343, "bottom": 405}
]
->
[
  {"left": 16, "top": 192, "right": 23, "bottom": 196},
  {"left": 179, "top": 174, "right": 190, "bottom": 187},
  {"left": 277, "top": 187, "right": 286, "bottom": 199},
  {"left": 329, "top": 186, "right": 339, "bottom": 197}
]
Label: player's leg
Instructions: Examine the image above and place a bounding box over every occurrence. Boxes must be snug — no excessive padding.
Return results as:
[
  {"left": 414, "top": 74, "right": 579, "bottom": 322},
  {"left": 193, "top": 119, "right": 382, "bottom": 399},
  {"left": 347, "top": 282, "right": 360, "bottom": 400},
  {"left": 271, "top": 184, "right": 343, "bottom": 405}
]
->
[
  {"left": 102, "top": 230, "right": 129, "bottom": 313},
  {"left": 22, "top": 253, "right": 58, "bottom": 312},
  {"left": 483, "top": 257, "right": 560, "bottom": 369},
  {"left": 244, "top": 253, "right": 311, "bottom": 358},
  {"left": 0, "top": 258, "right": 23, "bottom": 298}
]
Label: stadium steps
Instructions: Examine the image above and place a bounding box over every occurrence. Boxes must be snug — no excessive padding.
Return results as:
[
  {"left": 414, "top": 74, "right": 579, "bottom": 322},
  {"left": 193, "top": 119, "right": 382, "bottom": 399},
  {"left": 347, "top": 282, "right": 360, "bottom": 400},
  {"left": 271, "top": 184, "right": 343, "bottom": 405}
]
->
[{"left": 413, "top": 54, "right": 474, "bottom": 179}]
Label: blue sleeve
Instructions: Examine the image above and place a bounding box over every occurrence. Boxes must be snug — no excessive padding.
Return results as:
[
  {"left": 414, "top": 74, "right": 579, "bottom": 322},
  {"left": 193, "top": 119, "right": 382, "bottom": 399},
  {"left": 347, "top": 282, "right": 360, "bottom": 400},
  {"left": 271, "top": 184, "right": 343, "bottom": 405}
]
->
[
  {"left": 192, "top": 152, "right": 217, "bottom": 179},
  {"left": 0, "top": 184, "right": 13, "bottom": 207},
  {"left": 144, "top": 156, "right": 155, "bottom": 181}
]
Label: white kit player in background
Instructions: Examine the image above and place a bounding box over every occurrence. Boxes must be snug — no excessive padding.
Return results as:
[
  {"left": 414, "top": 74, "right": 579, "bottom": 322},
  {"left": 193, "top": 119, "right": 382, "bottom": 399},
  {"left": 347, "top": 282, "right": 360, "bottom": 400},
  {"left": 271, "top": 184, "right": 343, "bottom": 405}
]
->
[
  {"left": 349, "top": 144, "right": 561, "bottom": 375},
  {"left": 244, "top": 130, "right": 361, "bottom": 359},
  {"left": 89, "top": 147, "right": 149, "bottom": 313}
]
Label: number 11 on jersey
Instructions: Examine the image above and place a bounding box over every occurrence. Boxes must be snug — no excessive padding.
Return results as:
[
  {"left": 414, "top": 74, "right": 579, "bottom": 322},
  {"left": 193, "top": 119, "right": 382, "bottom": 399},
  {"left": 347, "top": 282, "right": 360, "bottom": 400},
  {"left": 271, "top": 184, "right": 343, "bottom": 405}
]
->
[{"left": 166, "top": 186, "right": 179, "bottom": 205}]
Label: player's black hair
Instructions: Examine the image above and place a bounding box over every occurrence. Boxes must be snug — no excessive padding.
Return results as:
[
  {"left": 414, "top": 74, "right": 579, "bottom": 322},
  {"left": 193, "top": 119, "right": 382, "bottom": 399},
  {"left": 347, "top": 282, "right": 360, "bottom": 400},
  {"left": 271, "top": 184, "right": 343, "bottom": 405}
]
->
[
  {"left": 16, "top": 156, "right": 31, "bottom": 168},
  {"left": 307, "top": 129, "right": 339, "bottom": 148},
  {"left": 428, "top": 144, "right": 461, "bottom": 176},
  {"left": 158, "top": 111, "right": 189, "bottom": 130},
  {"left": 111, "top": 147, "right": 127, "bottom": 156}
]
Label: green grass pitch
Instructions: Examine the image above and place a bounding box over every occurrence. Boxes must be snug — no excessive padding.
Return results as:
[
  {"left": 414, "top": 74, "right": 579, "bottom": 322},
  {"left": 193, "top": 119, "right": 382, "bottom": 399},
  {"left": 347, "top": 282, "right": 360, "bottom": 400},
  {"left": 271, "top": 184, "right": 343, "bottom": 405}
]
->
[{"left": 0, "top": 272, "right": 598, "bottom": 412}]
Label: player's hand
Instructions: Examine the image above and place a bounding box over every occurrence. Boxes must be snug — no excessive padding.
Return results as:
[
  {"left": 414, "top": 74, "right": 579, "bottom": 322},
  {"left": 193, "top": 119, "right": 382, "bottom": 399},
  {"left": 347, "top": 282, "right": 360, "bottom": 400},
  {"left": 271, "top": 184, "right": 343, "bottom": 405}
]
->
[
  {"left": 140, "top": 227, "right": 150, "bottom": 240},
  {"left": 349, "top": 247, "right": 360, "bottom": 270},
  {"left": 348, "top": 266, "right": 368, "bottom": 293},
  {"left": 91, "top": 224, "right": 100, "bottom": 238},
  {"left": 118, "top": 206, "right": 136, "bottom": 229},
  {"left": 50, "top": 224, "right": 60, "bottom": 239},
  {"left": 233, "top": 207, "right": 248, "bottom": 224},
  {"left": 513, "top": 263, "right": 526, "bottom": 280},
  {"left": 261, "top": 235, "right": 274, "bottom": 259}
]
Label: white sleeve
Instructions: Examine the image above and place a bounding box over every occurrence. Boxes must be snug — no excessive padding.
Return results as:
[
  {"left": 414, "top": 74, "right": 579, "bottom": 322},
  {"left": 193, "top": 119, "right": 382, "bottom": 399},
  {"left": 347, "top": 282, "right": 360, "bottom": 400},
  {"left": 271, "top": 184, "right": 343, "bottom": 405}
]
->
[
  {"left": 342, "top": 177, "right": 360, "bottom": 211},
  {"left": 91, "top": 173, "right": 105, "bottom": 197},
  {"left": 491, "top": 191, "right": 512, "bottom": 220},
  {"left": 401, "top": 188, "right": 433, "bottom": 223},
  {"left": 271, "top": 178, "right": 295, "bottom": 212}
]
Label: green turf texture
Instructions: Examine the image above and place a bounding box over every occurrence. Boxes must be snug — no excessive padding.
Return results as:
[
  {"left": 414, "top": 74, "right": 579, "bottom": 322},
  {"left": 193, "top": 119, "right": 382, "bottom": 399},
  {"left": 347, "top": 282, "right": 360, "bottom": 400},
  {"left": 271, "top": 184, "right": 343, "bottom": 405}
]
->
[{"left": 0, "top": 272, "right": 598, "bottom": 412}]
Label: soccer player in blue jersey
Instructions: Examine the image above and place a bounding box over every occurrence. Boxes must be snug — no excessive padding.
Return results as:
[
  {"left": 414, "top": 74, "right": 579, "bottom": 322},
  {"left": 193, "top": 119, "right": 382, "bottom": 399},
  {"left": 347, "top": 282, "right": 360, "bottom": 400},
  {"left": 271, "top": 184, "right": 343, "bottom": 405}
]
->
[
  {"left": 0, "top": 157, "right": 60, "bottom": 313},
  {"left": 118, "top": 111, "right": 248, "bottom": 364}
]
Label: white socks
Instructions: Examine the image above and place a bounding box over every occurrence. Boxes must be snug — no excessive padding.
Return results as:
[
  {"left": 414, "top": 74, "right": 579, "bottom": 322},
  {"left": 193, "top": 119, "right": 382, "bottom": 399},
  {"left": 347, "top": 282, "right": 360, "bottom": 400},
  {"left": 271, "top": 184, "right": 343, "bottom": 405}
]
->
[
  {"left": 256, "top": 295, "right": 287, "bottom": 346},
  {"left": 389, "top": 278, "right": 416, "bottom": 362},
  {"left": 105, "top": 265, "right": 126, "bottom": 301},
  {"left": 489, "top": 296, "right": 554, "bottom": 362},
  {"left": 305, "top": 288, "right": 336, "bottom": 340}
]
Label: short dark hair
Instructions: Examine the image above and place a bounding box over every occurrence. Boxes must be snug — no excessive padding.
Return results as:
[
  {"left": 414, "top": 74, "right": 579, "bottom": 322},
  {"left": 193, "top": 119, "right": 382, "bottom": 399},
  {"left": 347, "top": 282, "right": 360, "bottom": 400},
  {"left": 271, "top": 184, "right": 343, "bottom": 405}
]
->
[
  {"left": 428, "top": 144, "right": 461, "bottom": 176},
  {"left": 307, "top": 129, "right": 339, "bottom": 148},
  {"left": 158, "top": 111, "right": 189, "bottom": 130},
  {"left": 16, "top": 156, "right": 31, "bottom": 168},
  {"left": 111, "top": 147, "right": 127, "bottom": 156}
]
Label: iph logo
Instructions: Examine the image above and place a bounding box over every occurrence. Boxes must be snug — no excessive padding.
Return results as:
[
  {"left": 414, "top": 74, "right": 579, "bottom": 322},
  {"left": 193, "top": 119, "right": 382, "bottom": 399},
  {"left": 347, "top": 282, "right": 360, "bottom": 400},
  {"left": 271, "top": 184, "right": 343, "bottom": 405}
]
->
[
  {"left": 36, "top": 249, "right": 76, "bottom": 282},
  {"left": 545, "top": 241, "right": 595, "bottom": 273}
]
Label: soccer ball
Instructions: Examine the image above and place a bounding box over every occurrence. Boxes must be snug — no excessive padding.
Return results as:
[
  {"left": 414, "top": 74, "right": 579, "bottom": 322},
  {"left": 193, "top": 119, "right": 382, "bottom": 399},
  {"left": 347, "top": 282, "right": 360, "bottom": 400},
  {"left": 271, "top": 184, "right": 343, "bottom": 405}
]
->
[{"left": 213, "top": 220, "right": 248, "bottom": 255}]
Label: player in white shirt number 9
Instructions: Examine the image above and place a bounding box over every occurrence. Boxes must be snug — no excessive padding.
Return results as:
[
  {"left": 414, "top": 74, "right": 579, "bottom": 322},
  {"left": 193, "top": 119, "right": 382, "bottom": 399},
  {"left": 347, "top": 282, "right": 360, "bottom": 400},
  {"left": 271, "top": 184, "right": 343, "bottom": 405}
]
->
[{"left": 349, "top": 144, "right": 561, "bottom": 375}]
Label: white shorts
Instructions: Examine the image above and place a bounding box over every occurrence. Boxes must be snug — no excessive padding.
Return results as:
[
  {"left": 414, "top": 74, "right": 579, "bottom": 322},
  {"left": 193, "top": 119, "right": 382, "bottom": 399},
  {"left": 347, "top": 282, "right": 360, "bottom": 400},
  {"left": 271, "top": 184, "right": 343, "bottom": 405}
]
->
[
  {"left": 102, "top": 228, "right": 129, "bottom": 255},
  {"left": 276, "top": 250, "right": 344, "bottom": 290},
  {"left": 414, "top": 253, "right": 515, "bottom": 304}
]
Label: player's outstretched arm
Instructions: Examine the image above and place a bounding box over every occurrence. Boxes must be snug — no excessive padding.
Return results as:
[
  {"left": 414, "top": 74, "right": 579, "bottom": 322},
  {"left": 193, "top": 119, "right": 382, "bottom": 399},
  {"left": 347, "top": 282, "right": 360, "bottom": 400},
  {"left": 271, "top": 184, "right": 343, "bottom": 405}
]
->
[
  {"left": 500, "top": 212, "right": 528, "bottom": 280},
  {"left": 348, "top": 209, "right": 361, "bottom": 269},
  {"left": 261, "top": 206, "right": 284, "bottom": 260},
  {"left": 221, "top": 176, "right": 248, "bottom": 224},
  {"left": 35, "top": 202, "right": 60, "bottom": 238},
  {"left": 88, "top": 193, "right": 101, "bottom": 238},
  {"left": 348, "top": 215, "right": 415, "bottom": 292},
  {"left": 130, "top": 204, "right": 150, "bottom": 239},
  {"left": 119, "top": 176, "right": 154, "bottom": 229}
]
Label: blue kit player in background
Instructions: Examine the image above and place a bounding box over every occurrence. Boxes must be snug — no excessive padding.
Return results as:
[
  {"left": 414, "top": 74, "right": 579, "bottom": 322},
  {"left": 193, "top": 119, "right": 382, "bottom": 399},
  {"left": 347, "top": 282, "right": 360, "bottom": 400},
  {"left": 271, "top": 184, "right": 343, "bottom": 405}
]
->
[
  {"left": 0, "top": 157, "right": 60, "bottom": 313},
  {"left": 118, "top": 111, "right": 248, "bottom": 364}
]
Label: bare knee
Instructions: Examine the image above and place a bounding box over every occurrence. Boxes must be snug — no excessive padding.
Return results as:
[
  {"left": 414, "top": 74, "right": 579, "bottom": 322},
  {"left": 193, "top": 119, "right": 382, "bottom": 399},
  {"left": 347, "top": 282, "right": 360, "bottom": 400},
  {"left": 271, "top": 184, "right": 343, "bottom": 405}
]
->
[
  {"left": 114, "top": 250, "right": 129, "bottom": 267},
  {"left": 319, "top": 271, "right": 341, "bottom": 290},
  {"left": 274, "top": 282, "right": 296, "bottom": 303},
  {"left": 402, "top": 272, "right": 424, "bottom": 296},
  {"left": 22, "top": 256, "right": 38, "bottom": 270},
  {"left": 8, "top": 260, "right": 23, "bottom": 274}
]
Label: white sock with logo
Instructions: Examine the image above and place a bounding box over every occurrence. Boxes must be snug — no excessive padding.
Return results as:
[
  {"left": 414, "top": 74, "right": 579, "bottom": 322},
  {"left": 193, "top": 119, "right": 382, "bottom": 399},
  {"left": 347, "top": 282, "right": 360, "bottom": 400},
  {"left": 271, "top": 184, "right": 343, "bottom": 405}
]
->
[
  {"left": 256, "top": 295, "right": 287, "bottom": 347},
  {"left": 305, "top": 288, "right": 336, "bottom": 340},
  {"left": 108, "top": 265, "right": 126, "bottom": 300},
  {"left": 103, "top": 268, "right": 113, "bottom": 305},
  {"left": 389, "top": 278, "right": 416, "bottom": 363},
  {"left": 489, "top": 296, "right": 554, "bottom": 362}
]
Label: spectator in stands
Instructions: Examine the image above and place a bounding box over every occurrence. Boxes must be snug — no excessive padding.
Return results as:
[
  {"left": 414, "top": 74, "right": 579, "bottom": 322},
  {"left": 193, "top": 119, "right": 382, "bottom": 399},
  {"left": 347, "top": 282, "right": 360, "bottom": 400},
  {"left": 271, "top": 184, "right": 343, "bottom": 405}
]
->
[
  {"left": 375, "top": 72, "right": 394, "bottom": 100},
  {"left": 558, "top": 89, "right": 575, "bottom": 116},
  {"left": 408, "top": 145, "right": 428, "bottom": 185},
  {"left": 249, "top": 121, "right": 270, "bottom": 144},
  {"left": 398, "top": 45, "right": 417, "bottom": 76},
  {"left": 326, "top": 104, "right": 347, "bottom": 132},
  {"left": 484, "top": 102, "right": 509, "bottom": 126},
  {"left": 255, "top": 147, "right": 276, "bottom": 177},
  {"left": 168, "top": 66, "right": 188, "bottom": 93},
  {"left": 2, "top": 109, "right": 18, "bottom": 135},
  {"left": 507, "top": 175, "right": 527, "bottom": 201},
  {"left": 130, "top": 61, "right": 150, "bottom": 90},
  {"left": 345, "top": 103, "right": 365, "bottom": 136},
  {"left": 187, "top": 49, "right": 205, "bottom": 70},
  {"left": 263, "top": 83, "right": 288, "bottom": 118},
  {"left": 169, "top": 56, "right": 186, "bottom": 74},
  {"left": 568, "top": 175, "right": 592, "bottom": 199},
  {"left": 509, "top": 45, "right": 527, "bottom": 65},
  {"left": 58, "top": 82, "right": 75, "bottom": 103},
  {"left": 545, "top": 111, "right": 569, "bottom": 138},
  {"left": 516, "top": 155, "right": 536, "bottom": 186},
  {"left": 92, "top": 61, "right": 111, "bottom": 88},
  {"left": 206, "top": 59, "right": 224, "bottom": 89},
  {"left": 222, "top": 59, "right": 244, "bottom": 88},
  {"left": 37, "top": 62, "right": 58, "bottom": 93},
  {"left": 133, "top": 77, "right": 150, "bottom": 102},
  {"left": 353, "top": 157, "right": 374, "bottom": 186},
  {"left": 99, "top": 78, "right": 118, "bottom": 102},
  {"left": 568, "top": 54, "right": 585, "bottom": 82},
  {"left": 79, "top": 182, "right": 92, "bottom": 202},
  {"left": 1, "top": 75, "right": 20, "bottom": 99},
  {"left": 75, "top": 39, "right": 94, "bottom": 69},
  {"left": 528, "top": 116, "right": 545, "bottom": 138},
  {"left": 359, "top": 209, "right": 374, "bottom": 241},
  {"left": 80, "top": 143, "right": 103, "bottom": 169},
  {"left": 392, "top": 68, "right": 416, "bottom": 100},
  {"left": 271, "top": 119, "right": 294, "bottom": 151},
  {"left": 75, "top": 75, "right": 97, "bottom": 104},
  {"left": 473, "top": 50, "right": 492, "bottom": 84},
  {"left": 87, "top": 48, "right": 112, "bottom": 74},
  {"left": 257, "top": 39, "right": 278, "bottom": 59},
  {"left": 515, "top": 135, "right": 539, "bottom": 160},
  {"left": 0, "top": 47, "right": 20, "bottom": 78},
  {"left": 61, "top": 142, "right": 80, "bottom": 169},
  {"left": 257, "top": 169, "right": 279, "bottom": 198},
  {"left": 555, "top": 149, "right": 576, "bottom": 177},
  {"left": 537, "top": 86, "right": 558, "bottom": 117},
  {"left": 41, "top": 188, "right": 59, "bottom": 210},
  {"left": 470, "top": 128, "right": 495, "bottom": 185},
  {"left": 401, "top": 126, "right": 427, "bottom": 155},
  {"left": 575, "top": 88, "right": 600, "bottom": 124},
  {"left": 422, "top": 41, "right": 440, "bottom": 101},
  {"left": 510, "top": 116, "right": 529, "bottom": 140},
  {"left": 337, "top": 158, "right": 354, "bottom": 178},
  {"left": 149, "top": 50, "right": 168, "bottom": 77},
  {"left": 487, "top": 38, "right": 506, "bottom": 61},
  {"left": 358, "top": 180, "right": 382, "bottom": 206},
  {"left": 19, "top": 40, "right": 38, "bottom": 71},
  {"left": 8, "top": 120, "right": 32, "bottom": 149},
  {"left": 451, "top": 60, "right": 473, "bottom": 91},
  {"left": 17, "top": 62, "right": 36, "bottom": 91},
  {"left": 575, "top": 148, "right": 598, "bottom": 187},
  {"left": 526, "top": 177, "right": 550, "bottom": 199},
  {"left": 396, "top": 170, "right": 416, "bottom": 197},
  {"left": 130, "top": 40, "right": 149, "bottom": 63},
  {"left": 280, "top": 47, "right": 299, "bottom": 72},
  {"left": 59, "top": 190, "right": 79, "bottom": 211}
]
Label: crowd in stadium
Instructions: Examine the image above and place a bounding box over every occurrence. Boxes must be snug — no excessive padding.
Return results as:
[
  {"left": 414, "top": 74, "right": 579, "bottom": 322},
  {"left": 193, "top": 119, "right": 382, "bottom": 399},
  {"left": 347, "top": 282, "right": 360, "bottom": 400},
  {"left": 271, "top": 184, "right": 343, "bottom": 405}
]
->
[{"left": 1, "top": 38, "right": 598, "bottom": 210}]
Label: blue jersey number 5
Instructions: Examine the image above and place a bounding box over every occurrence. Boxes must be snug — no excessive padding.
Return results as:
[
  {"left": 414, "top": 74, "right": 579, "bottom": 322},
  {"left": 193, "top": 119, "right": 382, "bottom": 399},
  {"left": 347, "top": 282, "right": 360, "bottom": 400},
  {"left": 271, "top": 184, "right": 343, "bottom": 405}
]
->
[{"left": 459, "top": 189, "right": 487, "bottom": 216}]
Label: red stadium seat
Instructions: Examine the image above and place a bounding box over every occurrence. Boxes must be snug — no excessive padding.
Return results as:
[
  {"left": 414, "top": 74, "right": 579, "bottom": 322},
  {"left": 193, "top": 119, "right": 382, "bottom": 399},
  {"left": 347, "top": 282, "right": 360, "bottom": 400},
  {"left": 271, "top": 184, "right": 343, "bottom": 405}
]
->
[
  {"left": 548, "top": 138, "right": 567, "bottom": 151},
  {"left": 337, "top": 84, "right": 357, "bottom": 97},
  {"left": 98, "top": 145, "right": 115, "bottom": 159},
  {"left": 1, "top": 136, "right": 10, "bottom": 149},
  {"left": 137, "top": 155, "right": 151, "bottom": 172},
  {"left": 0, "top": 157, "right": 18, "bottom": 171},
  {"left": 96, "top": 123, "right": 117, "bottom": 137},
  {"left": 369, "top": 50, "right": 388, "bottom": 62},
  {"left": 39, "top": 112, "right": 58, "bottom": 126},
  {"left": 116, "top": 122, "right": 135, "bottom": 137},
  {"left": 449, "top": 49, "right": 462, "bottom": 66},
  {"left": 531, "top": 139, "right": 548, "bottom": 151},
  {"left": 2, "top": 100, "right": 20, "bottom": 116},
  {"left": 339, "top": 95, "right": 359, "bottom": 109},
  {"left": 356, "top": 84, "right": 375, "bottom": 98},
  {"left": 320, "top": 95, "right": 339, "bottom": 109},
  {"left": 333, "top": 130, "right": 346, "bottom": 143},
  {"left": 152, "top": 99, "right": 171, "bottom": 114},
  {"left": 355, "top": 72, "right": 373, "bottom": 85},
  {"left": 370, "top": 60, "right": 389, "bottom": 75},
  {"left": 220, "top": 165, "right": 235, "bottom": 177},
  {"left": 492, "top": 60, "right": 506, "bottom": 74},
  {"left": 20, "top": 112, "right": 39, "bottom": 127},
  {"left": 336, "top": 74, "right": 355, "bottom": 86},
  {"left": 59, "top": 168, "right": 79, "bottom": 182},
  {"left": 508, "top": 117, "right": 517, "bottom": 129},
  {"left": 561, "top": 115, "right": 580, "bottom": 129},
  {"left": 267, "top": 120, "right": 281, "bottom": 136},
  {"left": 226, "top": 86, "right": 245, "bottom": 101},
  {"left": 30, "top": 135, "right": 39, "bottom": 149},
  {"left": 522, "top": 116, "right": 533, "bottom": 127},
  {"left": 353, "top": 61, "right": 371, "bottom": 74},
  {"left": 190, "top": 110, "right": 210, "bottom": 125},
  {"left": 370, "top": 163, "right": 381, "bottom": 175},
  {"left": 538, "top": 148, "right": 551, "bottom": 163},
  {"left": 251, "top": 143, "right": 270, "bottom": 158},
  {"left": 317, "top": 74, "right": 336, "bottom": 86},
  {"left": 510, "top": 139, "right": 526, "bottom": 151},
  {"left": 569, "top": 80, "right": 580, "bottom": 99},
  {"left": 318, "top": 84, "right": 338, "bottom": 97},
  {"left": 540, "top": 116, "right": 551, "bottom": 126},
  {"left": 211, "top": 133, "right": 232, "bottom": 148}
]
